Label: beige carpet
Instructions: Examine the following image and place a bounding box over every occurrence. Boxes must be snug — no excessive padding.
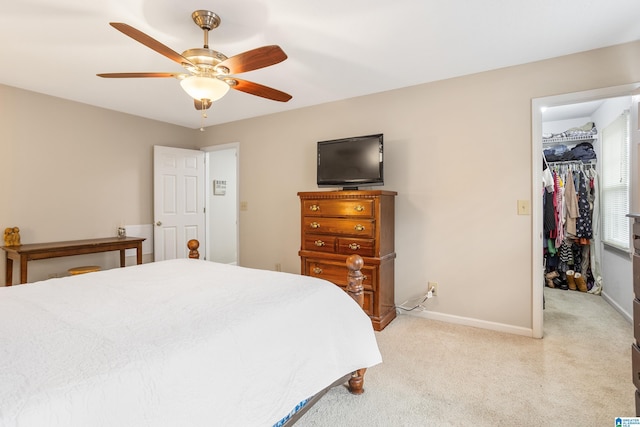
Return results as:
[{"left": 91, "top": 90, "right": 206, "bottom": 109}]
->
[{"left": 296, "top": 288, "right": 634, "bottom": 426}]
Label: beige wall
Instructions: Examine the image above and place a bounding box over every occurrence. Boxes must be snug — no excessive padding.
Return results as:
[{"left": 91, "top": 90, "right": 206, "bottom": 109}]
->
[
  {"left": 0, "top": 85, "right": 196, "bottom": 282},
  {"left": 2, "top": 40, "right": 639, "bottom": 335},
  {"left": 195, "top": 40, "right": 640, "bottom": 334}
]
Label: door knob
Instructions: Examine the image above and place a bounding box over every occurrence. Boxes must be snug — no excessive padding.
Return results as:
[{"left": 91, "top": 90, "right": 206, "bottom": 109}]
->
[{"left": 156, "top": 221, "right": 162, "bottom": 226}]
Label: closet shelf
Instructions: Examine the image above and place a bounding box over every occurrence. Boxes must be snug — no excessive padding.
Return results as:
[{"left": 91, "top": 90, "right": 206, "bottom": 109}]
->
[{"left": 542, "top": 135, "right": 597, "bottom": 146}]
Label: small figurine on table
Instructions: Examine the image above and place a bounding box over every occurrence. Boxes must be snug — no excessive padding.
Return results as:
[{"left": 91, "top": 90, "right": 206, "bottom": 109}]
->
[{"left": 3, "top": 227, "right": 21, "bottom": 246}]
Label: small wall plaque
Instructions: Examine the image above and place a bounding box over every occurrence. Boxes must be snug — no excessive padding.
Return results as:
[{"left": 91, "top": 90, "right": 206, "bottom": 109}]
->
[{"left": 214, "top": 180, "right": 227, "bottom": 195}]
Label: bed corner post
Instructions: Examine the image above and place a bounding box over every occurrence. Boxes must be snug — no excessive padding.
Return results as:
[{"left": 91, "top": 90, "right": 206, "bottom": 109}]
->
[
  {"left": 187, "top": 239, "right": 200, "bottom": 259},
  {"left": 345, "top": 254, "right": 367, "bottom": 395},
  {"left": 346, "top": 254, "right": 364, "bottom": 308}
]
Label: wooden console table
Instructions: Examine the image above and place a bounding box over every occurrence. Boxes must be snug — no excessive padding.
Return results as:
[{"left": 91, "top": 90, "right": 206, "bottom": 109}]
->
[{"left": 2, "top": 236, "right": 145, "bottom": 286}]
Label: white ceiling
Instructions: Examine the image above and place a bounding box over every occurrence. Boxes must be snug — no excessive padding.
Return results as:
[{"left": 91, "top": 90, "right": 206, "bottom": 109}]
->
[
  {"left": 2, "top": 0, "right": 640, "bottom": 129},
  {"left": 541, "top": 100, "right": 607, "bottom": 122}
]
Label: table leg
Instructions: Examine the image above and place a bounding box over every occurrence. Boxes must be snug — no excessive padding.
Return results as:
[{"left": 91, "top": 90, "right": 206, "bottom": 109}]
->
[
  {"left": 119, "top": 250, "right": 125, "bottom": 267},
  {"left": 5, "top": 257, "right": 12, "bottom": 286},
  {"left": 19, "top": 256, "right": 28, "bottom": 284},
  {"left": 136, "top": 243, "right": 142, "bottom": 265}
]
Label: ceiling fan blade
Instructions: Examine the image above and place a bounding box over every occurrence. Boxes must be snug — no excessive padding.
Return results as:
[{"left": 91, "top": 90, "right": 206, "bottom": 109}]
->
[
  {"left": 97, "top": 72, "right": 180, "bottom": 78},
  {"left": 194, "top": 99, "right": 212, "bottom": 110},
  {"left": 110, "top": 22, "right": 196, "bottom": 68},
  {"left": 229, "top": 78, "right": 292, "bottom": 102},
  {"left": 218, "top": 45, "right": 287, "bottom": 74}
]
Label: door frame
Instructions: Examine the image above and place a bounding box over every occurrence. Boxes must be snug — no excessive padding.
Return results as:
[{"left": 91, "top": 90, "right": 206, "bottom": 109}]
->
[
  {"left": 531, "top": 82, "right": 640, "bottom": 338},
  {"left": 201, "top": 142, "right": 240, "bottom": 265}
]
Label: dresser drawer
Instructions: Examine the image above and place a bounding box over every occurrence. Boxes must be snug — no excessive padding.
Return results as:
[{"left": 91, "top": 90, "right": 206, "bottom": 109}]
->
[
  {"left": 635, "top": 255, "right": 640, "bottom": 298},
  {"left": 303, "top": 199, "right": 374, "bottom": 218},
  {"left": 305, "top": 258, "right": 376, "bottom": 291},
  {"left": 337, "top": 237, "right": 376, "bottom": 257},
  {"left": 633, "top": 344, "right": 640, "bottom": 390},
  {"left": 302, "top": 234, "right": 336, "bottom": 253},
  {"left": 302, "top": 217, "right": 375, "bottom": 238},
  {"left": 634, "top": 221, "right": 640, "bottom": 238},
  {"left": 635, "top": 299, "right": 640, "bottom": 343}
]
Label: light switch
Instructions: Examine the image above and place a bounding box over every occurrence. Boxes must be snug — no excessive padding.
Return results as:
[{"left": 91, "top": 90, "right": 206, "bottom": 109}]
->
[{"left": 517, "top": 200, "right": 530, "bottom": 215}]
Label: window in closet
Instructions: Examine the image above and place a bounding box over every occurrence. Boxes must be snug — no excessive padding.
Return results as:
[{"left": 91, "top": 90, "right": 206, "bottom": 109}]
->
[{"left": 601, "top": 110, "right": 630, "bottom": 251}]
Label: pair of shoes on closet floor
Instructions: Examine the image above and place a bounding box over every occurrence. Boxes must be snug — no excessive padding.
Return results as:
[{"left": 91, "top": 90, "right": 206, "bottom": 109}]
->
[
  {"left": 566, "top": 270, "right": 577, "bottom": 290},
  {"left": 574, "top": 273, "right": 588, "bottom": 292},
  {"left": 546, "top": 271, "right": 569, "bottom": 290},
  {"left": 588, "top": 276, "right": 602, "bottom": 295},
  {"left": 545, "top": 271, "right": 559, "bottom": 288},
  {"left": 566, "top": 270, "right": 588, "bottom": 292},
  {"left": 554, "top": 277, "right": 569, "bottom": 290}
]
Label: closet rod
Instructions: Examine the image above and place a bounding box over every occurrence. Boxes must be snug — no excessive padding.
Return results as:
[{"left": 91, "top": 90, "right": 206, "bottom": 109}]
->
[{"left": 547, "top": 160, "right": 596, "bottom": 166}]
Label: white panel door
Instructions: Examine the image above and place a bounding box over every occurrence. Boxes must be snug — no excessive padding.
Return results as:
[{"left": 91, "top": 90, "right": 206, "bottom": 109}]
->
[{"left": 153, "top": 145, "right": 205, "bottom": 261}]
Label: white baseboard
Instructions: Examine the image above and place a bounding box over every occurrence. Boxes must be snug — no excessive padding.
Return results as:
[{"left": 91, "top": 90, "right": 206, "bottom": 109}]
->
[
  {"left": 601, "top": 291, "right": 632, "bottom": 324},
  {"left": 401, "top": 291, "right": 632, "bottom": 336},
  {"left": 401, "top": 309, "right": 535, "bottom": 338}
]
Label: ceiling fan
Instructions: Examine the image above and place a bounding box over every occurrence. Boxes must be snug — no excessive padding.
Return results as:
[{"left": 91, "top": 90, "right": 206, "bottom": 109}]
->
[{"left": 98, "top": 10, "right": 292, "bottom": 116}]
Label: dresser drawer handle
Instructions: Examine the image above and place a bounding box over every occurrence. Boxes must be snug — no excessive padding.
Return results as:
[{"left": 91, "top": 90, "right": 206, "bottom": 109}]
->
[
  {"left": 313, "top": 267, "right": 323, "bottom": 274},
  {"left": 310, "top": 222, "right": 320, "bottom": 229},
  {"left": 309, "top": 204, "right": 320, "bottom": 212},
  {"left": 354, "top": 205, "right": 365, "bottom": 212},
  {"left": 354, "top": 224, "right": 365, "bottom": 232},
  {"left": 348, "top": 243, "right": 361, "bottom": 250},
  {"left": 314, "top": 240, "right": 326, "bottom": 247}
]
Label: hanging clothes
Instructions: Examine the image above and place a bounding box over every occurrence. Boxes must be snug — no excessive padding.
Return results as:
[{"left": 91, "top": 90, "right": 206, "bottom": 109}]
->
[
  {"left": 554, "top": 172, "right": 565, "bottom": 249},
  {"left": 576, "top": 170, "right": 593, "bottom": 239},
  {"left": 564, "top": 170, "right": 579, "bottom": 237},
  {"left": 543, "top": 159, "right": 598, "bottom": 291},
  {"left": 588, "top": 168, "right": 602, "bottom": 295}
]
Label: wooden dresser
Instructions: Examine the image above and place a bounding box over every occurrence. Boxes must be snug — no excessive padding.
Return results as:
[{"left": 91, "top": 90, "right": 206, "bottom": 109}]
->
[
  {"left": 630, "top": 214, "right": 640, "bottom": 415},
  {"left": 298, "top": 190, "right": 397, "bottom": 331}
]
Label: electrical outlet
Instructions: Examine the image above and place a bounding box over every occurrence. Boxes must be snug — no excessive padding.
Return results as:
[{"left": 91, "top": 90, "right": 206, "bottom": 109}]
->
[{"left": 428, "top": 281, "right": 438, "bottom": 296}]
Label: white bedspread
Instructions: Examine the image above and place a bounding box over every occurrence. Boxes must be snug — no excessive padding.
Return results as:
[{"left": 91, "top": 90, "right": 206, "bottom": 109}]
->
[{"left": 0, "top": 259, "right": 381, "bottom": 426}]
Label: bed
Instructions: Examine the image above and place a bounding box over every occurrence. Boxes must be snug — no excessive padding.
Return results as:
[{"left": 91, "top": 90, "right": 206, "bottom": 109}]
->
[{"left": 0, "top": 240, "right": 381, "bottom": 426}]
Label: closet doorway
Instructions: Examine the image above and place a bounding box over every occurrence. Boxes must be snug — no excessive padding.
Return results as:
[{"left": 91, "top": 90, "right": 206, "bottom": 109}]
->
[
  {"left": 532, "top": 83, "right": 640, "bottom": 338},
  {"left": 202, "top": 143, "right": 239, "bottom": 265}
]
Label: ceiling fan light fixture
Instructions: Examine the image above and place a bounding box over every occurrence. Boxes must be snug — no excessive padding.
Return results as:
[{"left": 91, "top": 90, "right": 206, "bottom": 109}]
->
[
  {"left": 100, "top": 10, "right": 292, "bottom": 116},
  {"left": 180, "top": 76, "right": 229, "bottom": 101}
]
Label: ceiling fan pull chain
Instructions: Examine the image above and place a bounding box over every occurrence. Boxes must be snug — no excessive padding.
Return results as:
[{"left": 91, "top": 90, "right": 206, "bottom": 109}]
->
[{"left": 200, "top": 99, "right": 208, "bottom": 131}]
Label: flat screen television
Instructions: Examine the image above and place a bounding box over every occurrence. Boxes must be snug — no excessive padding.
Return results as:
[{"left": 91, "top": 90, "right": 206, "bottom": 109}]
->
[{"left": 317, "top": 133, "right": 383, "bottom": 190}]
